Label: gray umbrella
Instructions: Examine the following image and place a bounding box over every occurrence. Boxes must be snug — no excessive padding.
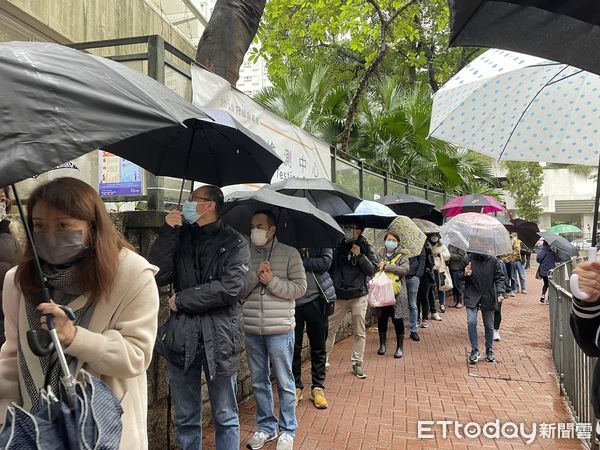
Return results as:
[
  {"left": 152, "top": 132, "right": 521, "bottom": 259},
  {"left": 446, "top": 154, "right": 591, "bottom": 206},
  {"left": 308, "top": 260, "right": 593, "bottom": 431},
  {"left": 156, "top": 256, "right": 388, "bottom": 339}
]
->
[
  {"left": 0, "top": 41, "right": 282, "bottom": 186},
  {"left": 263, "top": 177, "right": 362, "bottom": 216},
  {"left": 222, "top": 189, "right": 344, "bottom": 248},
  {"left": 538, "top": 231, "right": 579, "bottom": 262}
]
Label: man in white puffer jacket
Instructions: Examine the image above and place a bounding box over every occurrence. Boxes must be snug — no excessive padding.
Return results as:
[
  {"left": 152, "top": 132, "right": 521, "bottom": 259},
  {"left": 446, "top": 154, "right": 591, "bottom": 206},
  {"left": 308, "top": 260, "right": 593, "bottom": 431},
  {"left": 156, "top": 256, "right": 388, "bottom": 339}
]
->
[{"left": 243, "top": 210, "right": 307, "bottom": 450}]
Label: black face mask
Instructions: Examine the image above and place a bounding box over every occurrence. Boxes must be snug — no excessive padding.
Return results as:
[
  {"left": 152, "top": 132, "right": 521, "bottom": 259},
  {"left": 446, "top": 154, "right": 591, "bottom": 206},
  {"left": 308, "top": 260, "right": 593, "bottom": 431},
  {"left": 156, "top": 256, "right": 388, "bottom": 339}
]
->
[{"left": 33, "top": 230, "right": 89, "bottom": 266}]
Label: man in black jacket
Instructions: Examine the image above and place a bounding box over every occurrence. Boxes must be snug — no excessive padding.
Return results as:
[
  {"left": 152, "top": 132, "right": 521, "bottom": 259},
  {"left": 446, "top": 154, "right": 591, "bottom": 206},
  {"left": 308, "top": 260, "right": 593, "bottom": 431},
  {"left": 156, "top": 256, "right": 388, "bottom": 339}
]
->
[
  {"left": 326, "top": 223, "right": 378, "bottom": 379},
  {"left": 461, "top": 253, "right": 505, "bottom": 364},
  {"left": 148, "top": 185, "right": 250, "bottom": 450},
  {"left": 293, "top": 248, "right": 336, "bottom": 410}
]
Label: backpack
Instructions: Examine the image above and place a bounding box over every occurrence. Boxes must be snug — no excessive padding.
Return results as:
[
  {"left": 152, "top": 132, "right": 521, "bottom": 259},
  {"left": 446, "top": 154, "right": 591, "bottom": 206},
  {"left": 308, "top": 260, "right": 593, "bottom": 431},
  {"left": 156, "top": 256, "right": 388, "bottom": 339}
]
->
[{"left": 383, "top": 253, "right": 403, "bottom": 296}]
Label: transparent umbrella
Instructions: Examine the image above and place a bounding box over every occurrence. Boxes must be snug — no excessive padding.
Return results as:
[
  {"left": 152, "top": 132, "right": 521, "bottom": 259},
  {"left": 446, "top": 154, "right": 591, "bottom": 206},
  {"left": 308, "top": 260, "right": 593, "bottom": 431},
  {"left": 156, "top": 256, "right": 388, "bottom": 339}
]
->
[{"left": 441, "top": 213, "right": 512, "bottom": 256}]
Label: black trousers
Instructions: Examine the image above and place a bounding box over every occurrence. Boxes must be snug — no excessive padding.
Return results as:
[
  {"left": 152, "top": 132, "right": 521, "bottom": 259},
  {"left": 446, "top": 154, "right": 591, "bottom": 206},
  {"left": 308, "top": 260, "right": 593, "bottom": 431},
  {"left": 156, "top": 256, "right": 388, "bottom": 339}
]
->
[
  {"left": 377, "top": 307, "right": 405, "bottom": 336},
  {"left": 417, "top": 275, "right": 434, "bottom": 319},
  {"left": 293, "top": 298, "right": 328, "bottom": 390},
  {"left": 494, "top": 300, "right": 502, "bottom": 330}
]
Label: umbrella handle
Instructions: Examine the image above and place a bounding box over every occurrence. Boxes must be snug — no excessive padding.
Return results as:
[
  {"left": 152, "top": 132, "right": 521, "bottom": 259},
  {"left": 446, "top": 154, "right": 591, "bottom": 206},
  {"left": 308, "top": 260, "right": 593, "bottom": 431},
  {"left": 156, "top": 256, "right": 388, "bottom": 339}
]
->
[
  {"left": 569, "top": 247, "right": 597, "bottom": 300},
  {"left": 27, "top": 306, "right": 76, "bottom": 357}
]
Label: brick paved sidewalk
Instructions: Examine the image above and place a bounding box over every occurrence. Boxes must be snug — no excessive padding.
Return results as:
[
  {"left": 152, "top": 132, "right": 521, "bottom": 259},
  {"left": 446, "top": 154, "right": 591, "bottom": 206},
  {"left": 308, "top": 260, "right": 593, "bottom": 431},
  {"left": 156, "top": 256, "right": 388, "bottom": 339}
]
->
[{"left": 204, "top": 269, "right": 584, "bottom": 449}]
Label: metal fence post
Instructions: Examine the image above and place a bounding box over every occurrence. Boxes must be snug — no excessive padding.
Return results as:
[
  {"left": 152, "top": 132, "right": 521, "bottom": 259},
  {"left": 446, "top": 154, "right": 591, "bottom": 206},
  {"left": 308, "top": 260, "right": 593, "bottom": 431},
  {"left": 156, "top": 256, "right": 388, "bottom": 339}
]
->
[
  {"left": 331, "top": 146, "right": 337, "bottom": 183},
  {"left": 358, "top": 160, "right": 364, "bottom": 198},
  {"left": 146, "top": 35, "right": 165, "bottom": 210},
  {"left": 384, "top": 171, "right": 389, "bottom": 196},
  {"left": 405, "top": 178, "right": 410, "bottom": 194}
]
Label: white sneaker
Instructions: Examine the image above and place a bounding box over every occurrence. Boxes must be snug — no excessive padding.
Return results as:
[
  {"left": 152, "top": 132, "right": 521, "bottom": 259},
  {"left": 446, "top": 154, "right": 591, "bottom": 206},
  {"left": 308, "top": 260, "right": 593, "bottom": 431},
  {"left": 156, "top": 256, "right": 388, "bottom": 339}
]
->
[
  {"left": 247, "top": 431, "right": 278, "bottom": 450},
  {"left": 276, "top": 433, "right": 294, "bottom": 450},
  {"left": 493, "top": 330, "right": 501, "bottom": 341},
  {"left": 432, "top": 312, "right": 442, "bottom": 321}
]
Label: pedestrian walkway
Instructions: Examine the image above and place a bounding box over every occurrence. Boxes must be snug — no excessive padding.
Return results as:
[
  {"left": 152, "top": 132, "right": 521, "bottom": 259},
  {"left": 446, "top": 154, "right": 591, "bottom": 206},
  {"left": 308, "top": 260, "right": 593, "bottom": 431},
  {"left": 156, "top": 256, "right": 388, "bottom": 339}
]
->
[{"left": 204, "top": 270, "right": 584, "bottom": 449}]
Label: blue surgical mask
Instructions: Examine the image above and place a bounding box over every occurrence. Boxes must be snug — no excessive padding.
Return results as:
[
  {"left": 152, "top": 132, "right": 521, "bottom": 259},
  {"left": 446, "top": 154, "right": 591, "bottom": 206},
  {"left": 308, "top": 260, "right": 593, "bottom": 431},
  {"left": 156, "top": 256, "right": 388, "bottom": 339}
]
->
[
  {"left": 182, "top": 200, "right": 201, "bottom": 224},
  {"left": 385, "top": 240, "right": 398, "bottom": 251}
]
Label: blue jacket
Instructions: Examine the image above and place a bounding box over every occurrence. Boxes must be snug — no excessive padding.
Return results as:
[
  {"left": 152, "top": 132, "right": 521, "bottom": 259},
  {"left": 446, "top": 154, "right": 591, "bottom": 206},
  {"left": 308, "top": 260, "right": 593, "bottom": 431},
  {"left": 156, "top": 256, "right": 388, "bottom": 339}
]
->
[{"left": 536, "top": 246, "right": 560, "bottom": 277}]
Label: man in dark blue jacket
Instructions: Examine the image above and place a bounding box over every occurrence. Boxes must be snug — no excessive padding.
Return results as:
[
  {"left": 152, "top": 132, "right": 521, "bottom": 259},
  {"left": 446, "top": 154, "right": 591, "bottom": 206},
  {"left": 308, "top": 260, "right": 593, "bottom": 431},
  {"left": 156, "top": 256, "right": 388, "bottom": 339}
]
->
[
  {"left": 293, "top": 248, "right": 336, "bottom": 410},
  {"left": 148, "top": 185, "right": 250, "bottom": 450},
  {"left": 326, "top": 223, "right": 378, "bottom": 379}
]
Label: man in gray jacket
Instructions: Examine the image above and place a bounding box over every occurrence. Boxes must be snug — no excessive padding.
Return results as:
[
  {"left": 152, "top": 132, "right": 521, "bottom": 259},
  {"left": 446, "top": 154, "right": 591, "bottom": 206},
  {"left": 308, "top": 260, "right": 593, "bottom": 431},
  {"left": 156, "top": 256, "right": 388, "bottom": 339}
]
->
[{"left": 244, "top": 210, "right": 307, "bottom": 450}]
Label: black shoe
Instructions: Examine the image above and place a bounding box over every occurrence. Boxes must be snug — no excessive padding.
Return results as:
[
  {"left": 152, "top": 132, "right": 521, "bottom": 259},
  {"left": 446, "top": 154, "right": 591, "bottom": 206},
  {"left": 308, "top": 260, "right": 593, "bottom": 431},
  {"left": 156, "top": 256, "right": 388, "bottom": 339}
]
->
[
  {"left": 486, "top": 350, "right": 495, "bottom": 362},
  {"left": 377, "top": 332, "right": 387, "bottom": 355},
  {"left": 469, "top": 349, "right": 480, "bottom": 364},
  {"left": 410, "top": 331, "right": 420, "bottom": 341}
]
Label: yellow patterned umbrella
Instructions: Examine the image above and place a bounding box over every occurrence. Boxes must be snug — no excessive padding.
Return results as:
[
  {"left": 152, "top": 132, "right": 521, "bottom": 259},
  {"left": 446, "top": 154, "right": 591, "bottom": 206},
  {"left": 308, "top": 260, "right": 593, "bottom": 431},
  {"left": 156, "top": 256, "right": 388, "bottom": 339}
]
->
[{"left": 387, "top": 216, "right": 427, "bottom": 257}]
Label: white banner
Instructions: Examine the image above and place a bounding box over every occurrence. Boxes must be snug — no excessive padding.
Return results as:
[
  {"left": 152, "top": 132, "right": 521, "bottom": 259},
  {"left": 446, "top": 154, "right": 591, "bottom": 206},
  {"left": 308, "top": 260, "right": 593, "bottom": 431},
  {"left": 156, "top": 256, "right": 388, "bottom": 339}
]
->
[{"left": 191, "top": 65, "right": 331, "bottom": 186}]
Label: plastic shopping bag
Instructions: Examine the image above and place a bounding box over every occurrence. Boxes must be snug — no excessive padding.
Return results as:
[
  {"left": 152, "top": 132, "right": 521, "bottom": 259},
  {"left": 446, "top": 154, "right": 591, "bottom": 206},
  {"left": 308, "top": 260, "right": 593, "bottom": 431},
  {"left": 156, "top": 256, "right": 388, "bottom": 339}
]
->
[{"left": 367, "top": 272, "right": 396, "bottom": 307}]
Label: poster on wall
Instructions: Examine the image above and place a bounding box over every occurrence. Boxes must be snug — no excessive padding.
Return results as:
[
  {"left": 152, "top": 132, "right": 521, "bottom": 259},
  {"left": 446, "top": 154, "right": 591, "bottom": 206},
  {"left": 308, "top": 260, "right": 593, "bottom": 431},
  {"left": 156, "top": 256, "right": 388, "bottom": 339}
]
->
[
  {"left": 191, "top": 65, "right": 331, "bottom": 184},
  {"left": 98, "top": 151, "right": 142, "bottom": 197}
]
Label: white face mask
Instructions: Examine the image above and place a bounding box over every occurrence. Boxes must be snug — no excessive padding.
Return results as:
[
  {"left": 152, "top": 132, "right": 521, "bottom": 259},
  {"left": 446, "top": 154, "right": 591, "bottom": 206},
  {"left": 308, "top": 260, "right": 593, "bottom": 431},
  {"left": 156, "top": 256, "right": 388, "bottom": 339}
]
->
[{"left": 251, "top": 228, "right": 269, "bottom": 246}]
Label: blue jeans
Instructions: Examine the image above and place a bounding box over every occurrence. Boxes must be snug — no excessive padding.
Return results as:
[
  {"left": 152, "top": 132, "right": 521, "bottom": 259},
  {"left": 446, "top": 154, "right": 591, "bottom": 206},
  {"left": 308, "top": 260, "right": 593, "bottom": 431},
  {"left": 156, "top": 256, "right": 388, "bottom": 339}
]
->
[
  {"left": 499, "top": 261, "right": 509, "bottom": 293},
  {"left": 167, "top": 350, "right": 240, "bottom": 450},
  {"left": 466, "top": 306, "right": 494, "bottom": 352},
  {"left": 506, "top": 262, "right": 518, "bottom": 292},
  {"left": 245, "top": 331, "right": 297, "bottom": 437},
  {"left": 406, "top": 276, "right": 420, "bottom": 333},
  {"left": 451, "top": 270, "right": 463, "bottom": 297},
  {"left": 514, "top": 260, "right": 526, "bottom": 291}
]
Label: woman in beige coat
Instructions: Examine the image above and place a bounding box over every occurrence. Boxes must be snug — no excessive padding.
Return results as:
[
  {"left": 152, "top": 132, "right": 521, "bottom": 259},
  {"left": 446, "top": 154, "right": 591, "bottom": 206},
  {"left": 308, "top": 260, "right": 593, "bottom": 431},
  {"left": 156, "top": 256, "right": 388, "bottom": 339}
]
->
[{"left": 0, "top": 177, "right": 159, "bottom": 449}]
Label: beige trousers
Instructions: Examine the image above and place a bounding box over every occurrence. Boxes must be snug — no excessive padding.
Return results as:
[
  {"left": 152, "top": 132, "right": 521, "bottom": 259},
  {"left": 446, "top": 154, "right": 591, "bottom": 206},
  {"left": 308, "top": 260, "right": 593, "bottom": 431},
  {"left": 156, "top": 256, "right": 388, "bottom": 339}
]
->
[{"left": 325, "top": 295, "right": 368, "bottom": 364}]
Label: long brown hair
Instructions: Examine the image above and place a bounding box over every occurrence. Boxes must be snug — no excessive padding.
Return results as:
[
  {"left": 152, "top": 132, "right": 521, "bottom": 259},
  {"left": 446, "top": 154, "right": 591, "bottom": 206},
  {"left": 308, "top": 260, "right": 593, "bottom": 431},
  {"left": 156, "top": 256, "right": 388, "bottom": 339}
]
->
[{"left": 16, "top": 177, "right": 133, "bottom": 303}]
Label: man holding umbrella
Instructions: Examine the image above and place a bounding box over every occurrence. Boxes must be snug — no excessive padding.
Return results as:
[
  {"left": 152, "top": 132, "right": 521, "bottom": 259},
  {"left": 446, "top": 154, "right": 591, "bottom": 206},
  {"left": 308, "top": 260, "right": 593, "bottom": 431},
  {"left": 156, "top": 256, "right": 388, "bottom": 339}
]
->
[
  {"left": 148, "top": 185, "right": 251, "bottom": 450},
  {"left": 243, "top": 210, "right": 307, "bottom": 450},
  {"left": 326, "top": 223, "right": 378, "bottom": 379}
]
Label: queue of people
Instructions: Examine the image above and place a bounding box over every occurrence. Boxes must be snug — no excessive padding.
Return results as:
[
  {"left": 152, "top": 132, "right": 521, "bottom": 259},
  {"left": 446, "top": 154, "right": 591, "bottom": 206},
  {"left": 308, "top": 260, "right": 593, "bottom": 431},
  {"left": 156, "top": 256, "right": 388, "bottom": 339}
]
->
[{"left": 0, "top": 177, "right": 560, "bottom": 450}]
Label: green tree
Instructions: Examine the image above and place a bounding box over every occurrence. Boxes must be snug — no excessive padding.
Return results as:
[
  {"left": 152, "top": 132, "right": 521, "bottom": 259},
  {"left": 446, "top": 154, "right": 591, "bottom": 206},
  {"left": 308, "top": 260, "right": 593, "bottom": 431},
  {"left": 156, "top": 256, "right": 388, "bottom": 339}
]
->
[{"left": 503, "top": 161, "right": 544, "bottom": 221}]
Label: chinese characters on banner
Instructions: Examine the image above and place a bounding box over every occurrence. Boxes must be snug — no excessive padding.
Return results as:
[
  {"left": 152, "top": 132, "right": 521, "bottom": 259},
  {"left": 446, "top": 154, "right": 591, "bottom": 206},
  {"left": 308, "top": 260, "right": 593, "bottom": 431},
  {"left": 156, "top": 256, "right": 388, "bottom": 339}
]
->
[
  {"left": 191, "top": 66, "right": 331, "bottom": 183},
  {"left": 98, "top": 151, "right": 142, "bottom": 197}
]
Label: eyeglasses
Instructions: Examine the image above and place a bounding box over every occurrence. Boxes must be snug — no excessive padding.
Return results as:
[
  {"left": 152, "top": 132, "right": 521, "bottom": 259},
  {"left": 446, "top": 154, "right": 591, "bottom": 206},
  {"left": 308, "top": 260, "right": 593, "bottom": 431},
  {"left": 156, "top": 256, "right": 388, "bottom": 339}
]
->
[{"left": 188, "top": 195, "right": 212, "bottom": 203}]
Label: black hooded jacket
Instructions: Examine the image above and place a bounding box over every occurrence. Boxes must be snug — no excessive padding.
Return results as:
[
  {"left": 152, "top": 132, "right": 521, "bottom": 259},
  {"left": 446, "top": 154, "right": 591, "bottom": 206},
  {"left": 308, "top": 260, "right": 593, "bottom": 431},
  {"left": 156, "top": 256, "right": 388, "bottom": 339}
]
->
[{"left": 331, "top": 234, "right": 378, "bottom": 299}]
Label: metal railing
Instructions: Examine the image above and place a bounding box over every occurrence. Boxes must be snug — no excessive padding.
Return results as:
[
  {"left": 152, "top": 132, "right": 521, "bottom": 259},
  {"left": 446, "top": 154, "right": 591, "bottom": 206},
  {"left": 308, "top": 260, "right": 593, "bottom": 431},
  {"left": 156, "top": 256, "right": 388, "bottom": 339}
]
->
[
  {"left": 70, "top": 35, "right": 448, "bottom": 209},
  {"left": 548, "top": 257, "right": 598, "bottom": 449}
]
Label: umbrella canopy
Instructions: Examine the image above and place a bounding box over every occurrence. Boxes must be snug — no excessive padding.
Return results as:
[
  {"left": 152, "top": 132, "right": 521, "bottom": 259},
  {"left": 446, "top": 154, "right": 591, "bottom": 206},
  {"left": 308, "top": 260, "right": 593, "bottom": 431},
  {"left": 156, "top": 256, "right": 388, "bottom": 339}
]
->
[
  {"left": 440, "top": 194, "right": 506, "bottom": 217},
  {"left": 263, "top": 177, "right": 362, "bottom": 216},
  {"left": 222, "top": 189, "right": 344, "bottom": 248},
  {"left": 0, "top": 41, "right": 282, "bottom": 186},
  {"left": 538, "top": 231, "right": 579, "bottom": 262},
  {"left": 415, "top": 208, "right": 444, "bottom": 226},
  {"left": 441, "top": 213, "right": 512, "bottom": 256},
  {"left": 548, "top": 224, "right": 582, "bottom": 234},
  {"left": 386, "top": 216, "right": 427, "bottom": 258},
  {"left": 448, "top": 1, "right": 600, "bottom": 77},
  {"left": 338, "top": 200, "right": 397, "bottom": 229},
  {"left": 430, "top": 49, "right": 600, "bottom": 165},
  {"left": 376, "top": 194, "right": 435, "bottom": 218},
  {"left": 412, "top": 218, "right": 441, "bottom": 235},
  {"left": 510, "top": 218, "right": 540, "bottom": 249}
]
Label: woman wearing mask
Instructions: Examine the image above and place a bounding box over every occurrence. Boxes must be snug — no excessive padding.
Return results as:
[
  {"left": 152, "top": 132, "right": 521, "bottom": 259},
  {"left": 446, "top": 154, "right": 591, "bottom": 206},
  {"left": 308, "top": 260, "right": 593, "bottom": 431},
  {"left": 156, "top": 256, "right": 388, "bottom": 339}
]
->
[
  {"left": 0, "top": 177, "right": 159, "bottom": 449},
  {"left": 430, "top": 233, "right": 450, "bottom": 315},
  {"left": 0, "top": 186, "right": 20, "bottom": 347},
  {"left": 373, "top": 231, "right": 410, "bottom": 358}
]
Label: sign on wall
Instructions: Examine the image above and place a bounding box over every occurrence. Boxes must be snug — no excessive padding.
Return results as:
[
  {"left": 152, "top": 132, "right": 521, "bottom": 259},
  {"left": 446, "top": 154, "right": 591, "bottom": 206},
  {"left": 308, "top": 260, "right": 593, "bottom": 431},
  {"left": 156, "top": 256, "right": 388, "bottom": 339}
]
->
[
  {"left": 98, "top": 151, "right": 142, "bottom": 197},
  {"left": 191, "top": 65, "right": 331, "bottom": 183}
]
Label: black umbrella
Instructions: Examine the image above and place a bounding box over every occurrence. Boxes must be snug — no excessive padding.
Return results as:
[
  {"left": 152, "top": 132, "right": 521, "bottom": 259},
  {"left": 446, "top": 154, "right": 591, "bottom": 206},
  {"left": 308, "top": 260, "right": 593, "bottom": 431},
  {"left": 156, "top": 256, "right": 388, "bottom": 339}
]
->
[
  {"left": 511, "top": 218, "right": 540, "bottom": 250},
  {"left": 376, "top": 194, "right": 435, "bottom": 218},
  {"left": 415, "top": 208, "right": 444, "bottom": 226},
  {"left": 448, "top": 1, "right": 600, "bottom": 77},
  {"left": 0, "top": 41, "right": 282, "bottom": 187},
  {"left": 263, "top": 177, "right": 362, "bottom": 216},
  {"left": 222, "top": 189, "right": 344, "bottom": 248},
  {"left": 538, "top": 231, "right": 579, "bottom": 262}
]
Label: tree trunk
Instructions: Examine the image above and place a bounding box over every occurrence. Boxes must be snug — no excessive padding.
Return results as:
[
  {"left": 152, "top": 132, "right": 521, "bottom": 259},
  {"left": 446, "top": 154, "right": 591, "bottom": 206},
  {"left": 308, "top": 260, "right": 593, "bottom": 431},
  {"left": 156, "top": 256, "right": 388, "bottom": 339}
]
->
[
  {"left": 196, "top": 0, "right": 266, "bottom": 85},
  {"left": 424, "top": 44, "right": 439, "bottom": 92}
]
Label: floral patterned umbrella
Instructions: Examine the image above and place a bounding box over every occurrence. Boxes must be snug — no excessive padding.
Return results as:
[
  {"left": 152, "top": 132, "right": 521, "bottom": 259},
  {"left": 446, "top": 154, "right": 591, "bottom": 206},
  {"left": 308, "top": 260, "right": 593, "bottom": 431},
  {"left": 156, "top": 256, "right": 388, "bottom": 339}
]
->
[{"left": 386, "top": 216, "right": 427, "bottom": 257}]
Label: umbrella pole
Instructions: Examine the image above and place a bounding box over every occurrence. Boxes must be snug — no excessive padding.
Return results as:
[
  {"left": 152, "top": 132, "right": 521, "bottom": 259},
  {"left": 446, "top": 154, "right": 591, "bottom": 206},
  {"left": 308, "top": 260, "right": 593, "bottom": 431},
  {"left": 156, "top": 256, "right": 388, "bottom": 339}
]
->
[
  {"left": 11, "top": 184, "right": 50, "bottom": 302},
  {"left": 592, "top": 154, "right": 600, "bottom": 247},
  {"left": 177, "top": 127, "right": 198, "bottom": 207}
]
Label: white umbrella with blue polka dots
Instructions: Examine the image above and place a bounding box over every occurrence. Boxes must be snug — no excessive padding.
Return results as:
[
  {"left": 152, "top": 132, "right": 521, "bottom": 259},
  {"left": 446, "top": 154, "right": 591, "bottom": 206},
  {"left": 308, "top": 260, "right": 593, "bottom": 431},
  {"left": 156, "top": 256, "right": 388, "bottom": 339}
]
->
[{"left": 430, "top": 48, "right": 600, "bottom": 165}]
